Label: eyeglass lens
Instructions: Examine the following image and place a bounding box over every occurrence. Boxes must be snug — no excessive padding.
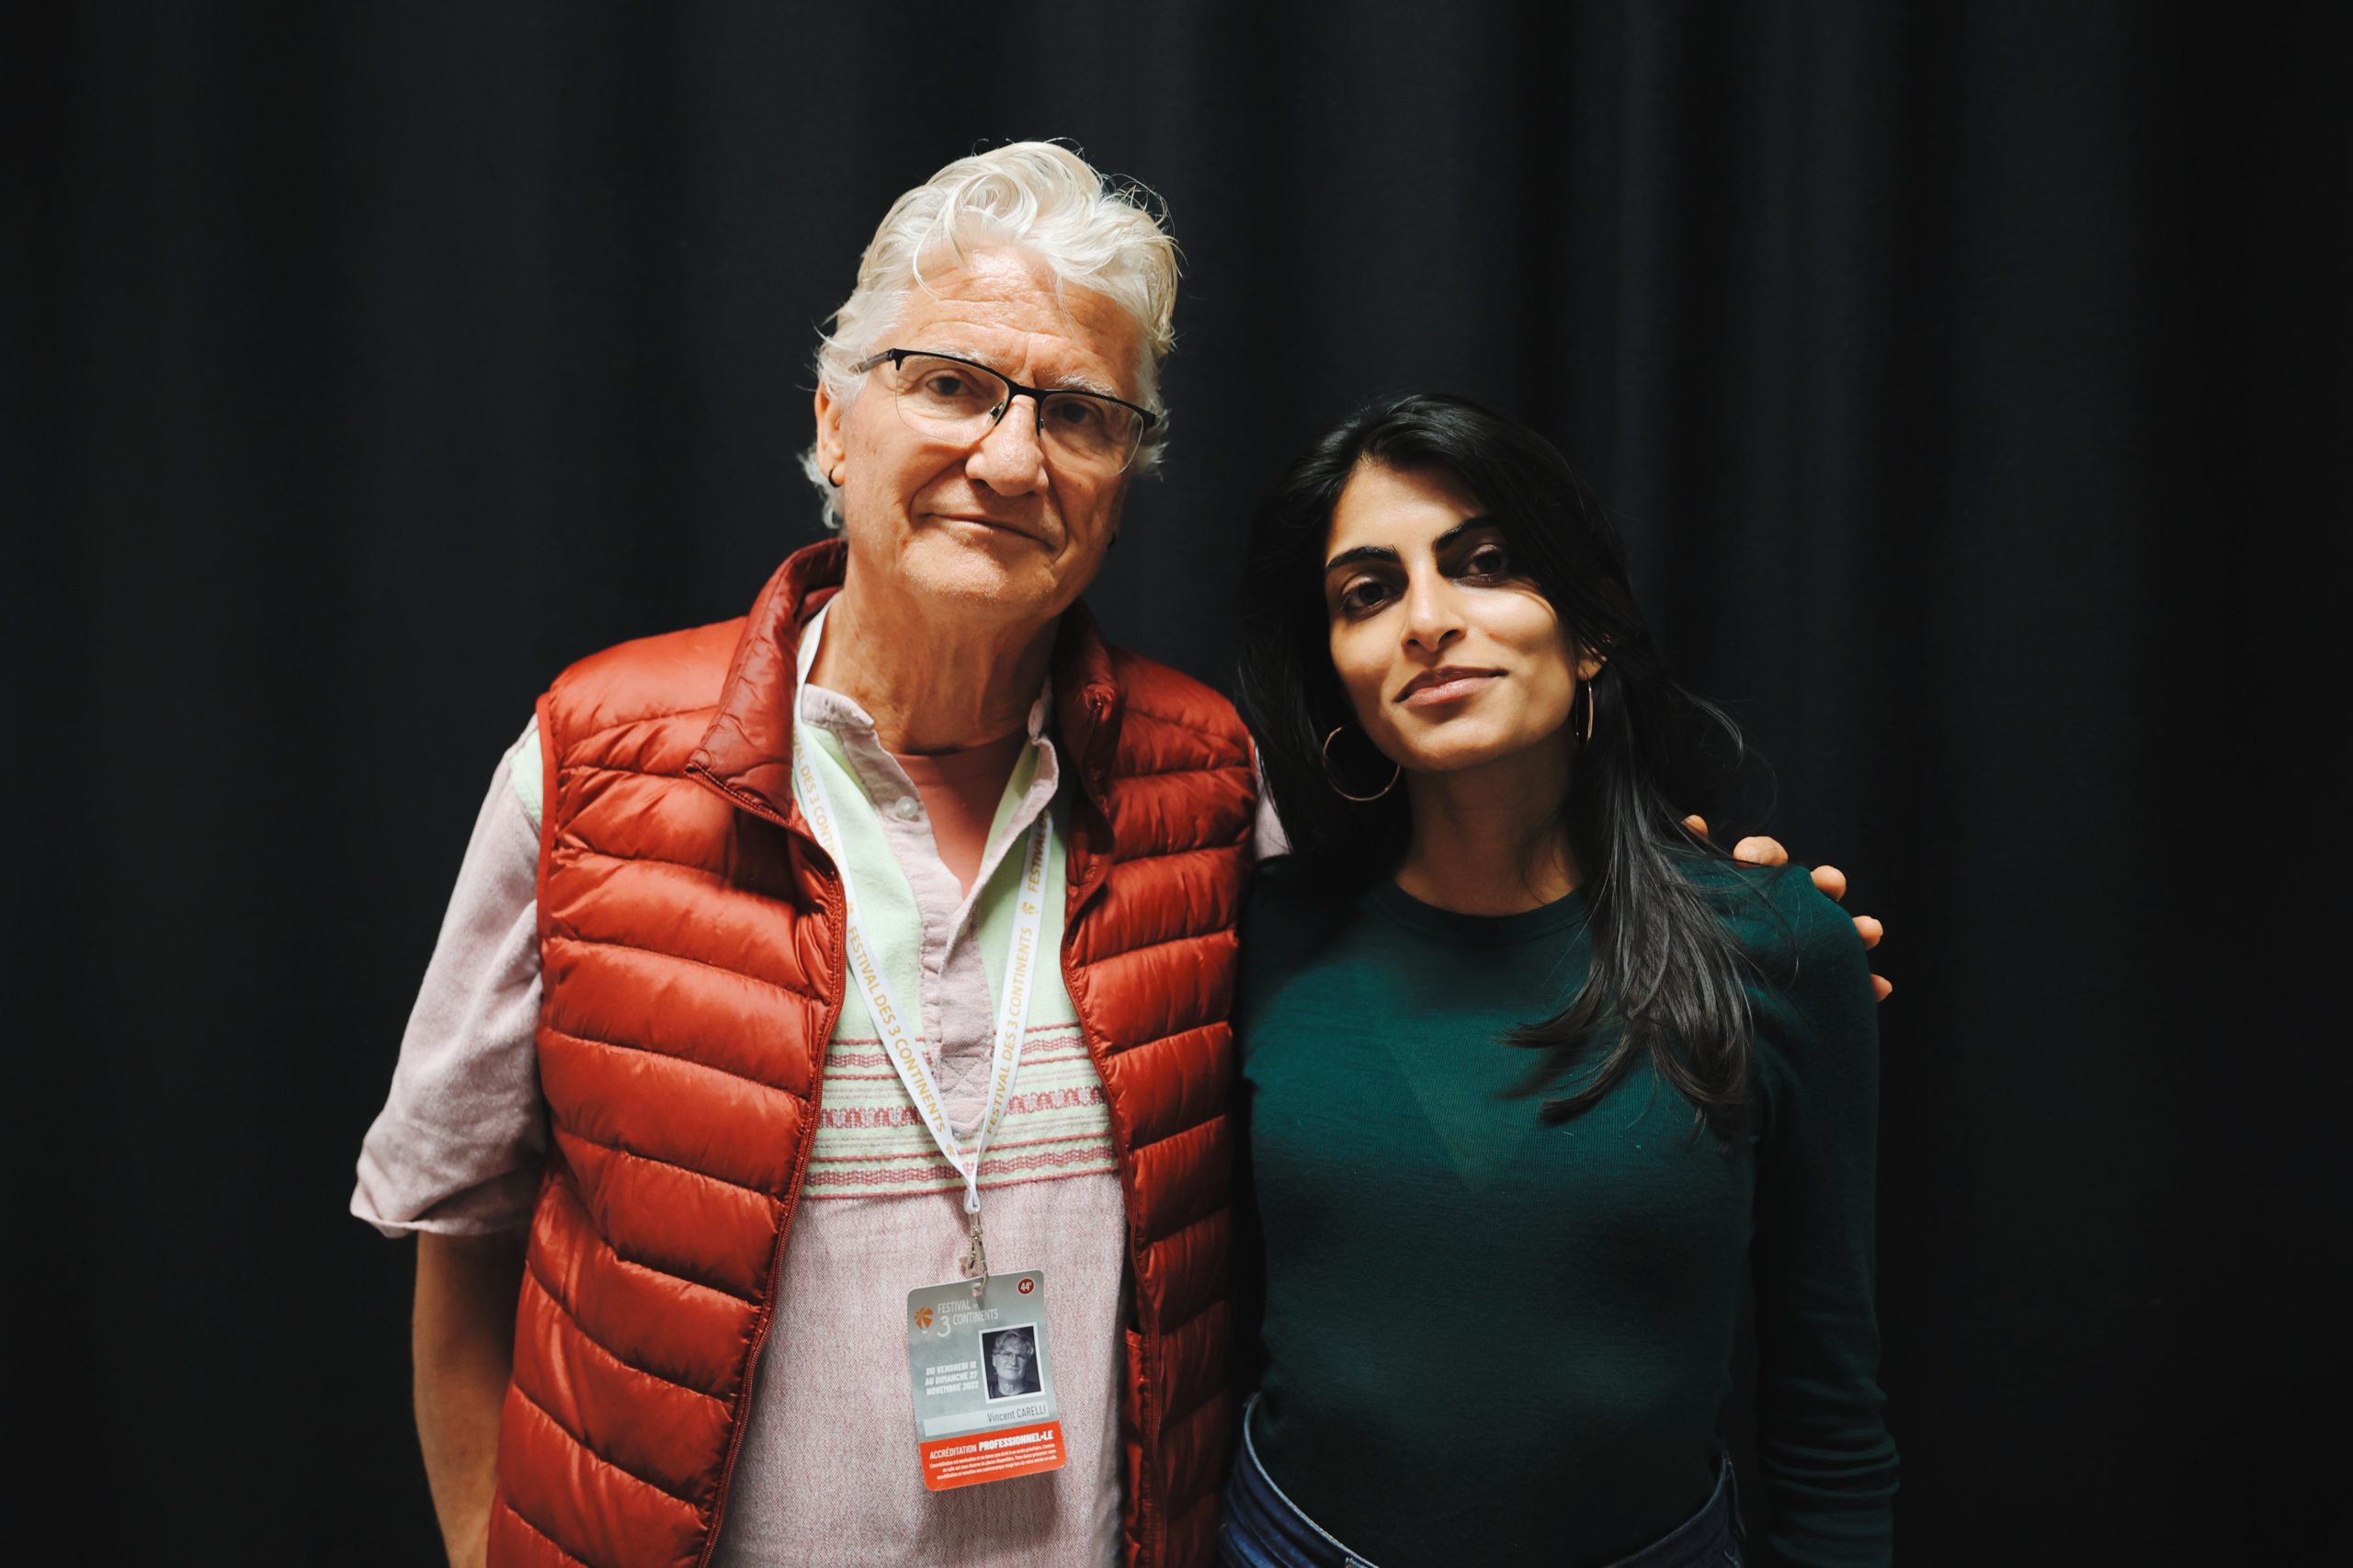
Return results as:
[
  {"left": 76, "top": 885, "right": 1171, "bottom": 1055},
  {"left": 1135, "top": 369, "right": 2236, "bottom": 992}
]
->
[{"left": 885, "top": 354, "right": 1144, "bottom": 472}]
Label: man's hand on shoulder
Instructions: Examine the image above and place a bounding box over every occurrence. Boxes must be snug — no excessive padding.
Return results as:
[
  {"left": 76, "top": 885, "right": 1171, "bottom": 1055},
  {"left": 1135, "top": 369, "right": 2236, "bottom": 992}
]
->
[{"left": 1684, "top": 815, "right": 1893, "bottom": 1002}]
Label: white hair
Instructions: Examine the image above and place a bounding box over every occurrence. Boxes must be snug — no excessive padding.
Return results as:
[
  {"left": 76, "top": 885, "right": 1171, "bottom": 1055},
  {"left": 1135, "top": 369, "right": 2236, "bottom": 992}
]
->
[{"left": 800, "top": 142, "right": 1180, "bottom": 527}]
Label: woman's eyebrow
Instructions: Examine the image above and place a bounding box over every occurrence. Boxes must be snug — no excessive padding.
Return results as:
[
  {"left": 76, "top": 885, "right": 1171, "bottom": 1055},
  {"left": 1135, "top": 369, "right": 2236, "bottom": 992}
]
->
[
  {"left": 1325, "top": 517, "right": 1495, "bottom": 574},
  {"left": 1324, "top": 543, "right": 1398, "bottom": 573},
  {"left": 1429, "top": 517, "right": 1494, "bottom": 552}
]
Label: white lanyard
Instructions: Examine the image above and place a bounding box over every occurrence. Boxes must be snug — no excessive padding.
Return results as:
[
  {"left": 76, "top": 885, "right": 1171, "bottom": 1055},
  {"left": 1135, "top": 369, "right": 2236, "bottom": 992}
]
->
[{"left": 789, "top": 603, "right": 1052, "bottom": 1237}]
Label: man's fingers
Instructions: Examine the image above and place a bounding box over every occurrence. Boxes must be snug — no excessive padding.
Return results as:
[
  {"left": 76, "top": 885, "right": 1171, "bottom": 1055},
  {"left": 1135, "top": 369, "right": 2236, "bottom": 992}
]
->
[{"left": 1683, "top": 828, "right": 1887, "bottom": 998}]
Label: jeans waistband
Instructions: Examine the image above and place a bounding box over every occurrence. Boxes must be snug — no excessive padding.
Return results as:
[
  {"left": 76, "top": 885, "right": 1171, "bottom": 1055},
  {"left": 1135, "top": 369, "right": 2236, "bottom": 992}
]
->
[
  {"left": 1226, "top": 1394, "right": 1381, "bottom": 1567},
  {"left": 1222, "top": 1395, "right": 1745, "bottom": 1568}
]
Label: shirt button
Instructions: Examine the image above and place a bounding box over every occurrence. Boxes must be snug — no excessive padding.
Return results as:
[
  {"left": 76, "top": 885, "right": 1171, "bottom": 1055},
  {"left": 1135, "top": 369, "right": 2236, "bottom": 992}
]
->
[{"left": 891, "top": 795, "right": 921, "bottom": 822}]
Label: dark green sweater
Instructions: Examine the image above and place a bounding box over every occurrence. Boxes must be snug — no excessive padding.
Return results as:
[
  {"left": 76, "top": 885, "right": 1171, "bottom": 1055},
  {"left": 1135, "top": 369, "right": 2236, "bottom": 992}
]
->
[{"left": 1235, "top": 861, "right": 1896, "bottom": 1567}]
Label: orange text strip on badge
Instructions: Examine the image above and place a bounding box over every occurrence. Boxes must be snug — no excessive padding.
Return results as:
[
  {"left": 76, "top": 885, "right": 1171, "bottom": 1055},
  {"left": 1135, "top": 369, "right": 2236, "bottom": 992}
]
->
[{"left": 919, "top": 1421, "right": 1066, "bottom": 1491}]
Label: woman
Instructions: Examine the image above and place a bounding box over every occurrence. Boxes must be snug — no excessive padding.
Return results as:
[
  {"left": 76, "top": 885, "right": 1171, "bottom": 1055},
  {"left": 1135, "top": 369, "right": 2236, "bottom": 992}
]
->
[{"left": 1225, "top": 394, "right": 1896, "bottom": 1567}]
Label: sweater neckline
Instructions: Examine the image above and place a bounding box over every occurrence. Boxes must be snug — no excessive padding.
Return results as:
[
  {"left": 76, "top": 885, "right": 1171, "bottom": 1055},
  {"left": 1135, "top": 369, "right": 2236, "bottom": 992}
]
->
[{"left": 1366, "top": 878, "right": 1589, "bottom": 946}]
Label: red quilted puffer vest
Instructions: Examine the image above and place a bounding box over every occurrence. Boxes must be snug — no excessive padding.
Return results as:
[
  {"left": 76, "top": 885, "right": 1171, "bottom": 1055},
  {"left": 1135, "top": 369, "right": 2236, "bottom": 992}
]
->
[{"left": 483, "top": 540, "right": 1255, "bottom": 1568}]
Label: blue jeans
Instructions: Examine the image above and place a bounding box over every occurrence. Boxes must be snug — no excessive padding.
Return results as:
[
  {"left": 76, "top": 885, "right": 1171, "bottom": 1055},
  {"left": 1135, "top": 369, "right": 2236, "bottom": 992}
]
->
[{"left": 1217, "top": 1396, "right": 1746, "bottom": 1568}]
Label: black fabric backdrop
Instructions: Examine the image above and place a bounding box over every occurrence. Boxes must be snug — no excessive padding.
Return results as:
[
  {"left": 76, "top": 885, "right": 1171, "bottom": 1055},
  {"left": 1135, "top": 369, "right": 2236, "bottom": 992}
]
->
[{"left": 5, "top": 4, "right": 2342, "bottom": 1563}]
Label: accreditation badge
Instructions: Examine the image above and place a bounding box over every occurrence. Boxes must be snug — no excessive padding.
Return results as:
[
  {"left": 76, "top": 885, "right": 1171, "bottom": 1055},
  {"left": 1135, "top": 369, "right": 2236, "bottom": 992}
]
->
[{"left": 904, "top": 1270, "right": 1064, "bottom": 1490}]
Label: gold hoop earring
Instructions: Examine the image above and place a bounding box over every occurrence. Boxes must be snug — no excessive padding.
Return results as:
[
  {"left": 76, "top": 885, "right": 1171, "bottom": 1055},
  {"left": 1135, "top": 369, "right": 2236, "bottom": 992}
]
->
[
  {"left": 1580, "top": 682, "right": 1597, "bottom": 745},
  {"left": 1322, "top": 726, "right": 1401, "bottom": 802}
]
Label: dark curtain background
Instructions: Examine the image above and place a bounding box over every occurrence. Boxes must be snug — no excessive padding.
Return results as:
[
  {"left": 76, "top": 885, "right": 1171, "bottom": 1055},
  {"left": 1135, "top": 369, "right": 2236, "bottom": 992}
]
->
[{"left": 6, "top": 3, "right": 2341, "bottom": 1562}]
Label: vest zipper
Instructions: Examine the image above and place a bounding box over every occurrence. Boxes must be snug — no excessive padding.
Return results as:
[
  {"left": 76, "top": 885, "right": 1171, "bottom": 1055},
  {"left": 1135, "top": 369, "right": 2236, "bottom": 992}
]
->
[
  {"left": 686, "top": 767, "right": 847, "bottom": 1568},
  {"left": 1060, "top": 775, "right": 1165, "bottom": 1567}
]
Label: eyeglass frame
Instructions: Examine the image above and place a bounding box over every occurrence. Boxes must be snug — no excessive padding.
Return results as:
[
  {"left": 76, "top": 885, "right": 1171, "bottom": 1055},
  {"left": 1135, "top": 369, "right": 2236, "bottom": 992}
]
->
[{"left": 849, "top": 347, "right": 1162, "bottom": 472}]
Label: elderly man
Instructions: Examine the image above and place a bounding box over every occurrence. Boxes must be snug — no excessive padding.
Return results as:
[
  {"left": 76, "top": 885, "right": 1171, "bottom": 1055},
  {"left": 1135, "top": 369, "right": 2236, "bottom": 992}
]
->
[
  {"left": 359, "top": 142, "right": 1249, "bottom": 1568},
  {"left": 357, "top": 142, "right": 1870, "bottom": 1568}
]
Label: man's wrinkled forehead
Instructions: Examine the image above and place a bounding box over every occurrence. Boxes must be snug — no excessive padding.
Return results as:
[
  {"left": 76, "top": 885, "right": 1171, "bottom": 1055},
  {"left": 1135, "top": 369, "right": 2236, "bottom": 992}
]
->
[{"left": 888, "top": 249, "right": 1143, "bottom": 399}]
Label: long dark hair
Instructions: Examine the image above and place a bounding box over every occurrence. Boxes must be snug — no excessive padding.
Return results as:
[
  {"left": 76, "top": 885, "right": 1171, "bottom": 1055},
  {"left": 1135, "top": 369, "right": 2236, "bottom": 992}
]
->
[{"left": 1235, "top": 392, "right": 1758, "bottom": 1138}]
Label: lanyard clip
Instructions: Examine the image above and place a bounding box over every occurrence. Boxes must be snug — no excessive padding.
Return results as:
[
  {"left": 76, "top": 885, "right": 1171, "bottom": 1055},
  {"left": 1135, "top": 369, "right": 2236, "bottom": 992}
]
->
[{"left": 960, "top": 1210, "right": 989, "bottom": 1294}]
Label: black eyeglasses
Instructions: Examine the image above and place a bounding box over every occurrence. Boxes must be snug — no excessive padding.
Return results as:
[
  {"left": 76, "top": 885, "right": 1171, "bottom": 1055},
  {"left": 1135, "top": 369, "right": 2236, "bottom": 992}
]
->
[{"left": 851, "top": 347, "right": 1160, "bottom": 476}]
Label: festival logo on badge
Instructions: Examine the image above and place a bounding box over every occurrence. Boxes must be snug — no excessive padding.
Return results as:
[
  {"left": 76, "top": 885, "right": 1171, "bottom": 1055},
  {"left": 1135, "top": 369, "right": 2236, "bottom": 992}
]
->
[
  {"left": 914, "top": 1306, "right": 936, "bottom": 1329},
  {"left": 1017, "top": 1278, "right": 1035, "bottom": 1295}
]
